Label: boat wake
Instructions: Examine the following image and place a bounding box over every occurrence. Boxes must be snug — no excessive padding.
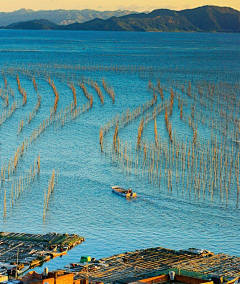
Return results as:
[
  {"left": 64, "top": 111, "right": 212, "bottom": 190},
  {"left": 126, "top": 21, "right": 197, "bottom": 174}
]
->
[{"left": 136, "top": 193, "right": 162, "bottom": 205}]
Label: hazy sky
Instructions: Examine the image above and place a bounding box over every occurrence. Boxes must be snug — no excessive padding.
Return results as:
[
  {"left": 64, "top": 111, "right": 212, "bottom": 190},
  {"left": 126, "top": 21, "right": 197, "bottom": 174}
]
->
[{"left": 0, "top": 0, "right": 239, "bottom": 12}]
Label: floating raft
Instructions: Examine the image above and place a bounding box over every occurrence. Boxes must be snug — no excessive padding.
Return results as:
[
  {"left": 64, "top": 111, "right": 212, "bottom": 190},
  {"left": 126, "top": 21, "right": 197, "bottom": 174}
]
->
[
  {"left": 74, "top": 247, "right": 240, "bottom": 283},
  {"left": 0, "top": 232, "right": 84, "bottom": 273}
]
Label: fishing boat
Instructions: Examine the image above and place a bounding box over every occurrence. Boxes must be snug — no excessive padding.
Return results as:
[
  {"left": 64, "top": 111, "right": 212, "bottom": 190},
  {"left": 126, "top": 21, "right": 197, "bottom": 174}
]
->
[{"left": 111, "top": 186, "right": 137, "bottom": 198}]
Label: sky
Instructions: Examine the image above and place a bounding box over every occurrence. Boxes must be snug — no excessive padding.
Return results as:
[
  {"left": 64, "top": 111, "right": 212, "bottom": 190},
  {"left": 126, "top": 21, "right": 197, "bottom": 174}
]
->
[{"left": 0, "top": 0, "right": 239, "bottom": 12}]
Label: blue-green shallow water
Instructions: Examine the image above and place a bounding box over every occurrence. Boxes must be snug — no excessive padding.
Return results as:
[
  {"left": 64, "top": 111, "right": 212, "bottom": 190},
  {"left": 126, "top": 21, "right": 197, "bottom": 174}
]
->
[{"left": 0, "top": 30, "right": 239, "bottom": 272}]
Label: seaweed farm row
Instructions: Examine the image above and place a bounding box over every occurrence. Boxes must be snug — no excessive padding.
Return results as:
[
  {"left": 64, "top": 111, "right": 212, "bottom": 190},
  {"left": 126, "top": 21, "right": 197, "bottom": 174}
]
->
[
  {"left": 0, "top": 231, "right": 84, "bottom": 276},
  {"left": 73, "top": 247, "right": 240, "bottom": 283}
]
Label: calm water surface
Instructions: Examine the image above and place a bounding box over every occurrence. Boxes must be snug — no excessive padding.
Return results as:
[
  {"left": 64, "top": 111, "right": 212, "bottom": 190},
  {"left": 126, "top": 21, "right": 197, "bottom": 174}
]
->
[{"left": 0, "top": 30, "right": 239, "bottom": 271}]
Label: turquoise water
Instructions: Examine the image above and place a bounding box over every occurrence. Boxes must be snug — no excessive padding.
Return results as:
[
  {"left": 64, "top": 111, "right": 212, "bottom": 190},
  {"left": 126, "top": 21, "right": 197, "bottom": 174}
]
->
[{"left": 0, "top": 30, "right": 239, "bottom": 272}]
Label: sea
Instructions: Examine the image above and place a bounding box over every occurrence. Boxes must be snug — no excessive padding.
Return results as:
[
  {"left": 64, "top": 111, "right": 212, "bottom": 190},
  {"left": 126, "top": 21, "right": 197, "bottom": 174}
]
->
[{"left": 0, "top": 30, "right": 239, "bottom": 272}]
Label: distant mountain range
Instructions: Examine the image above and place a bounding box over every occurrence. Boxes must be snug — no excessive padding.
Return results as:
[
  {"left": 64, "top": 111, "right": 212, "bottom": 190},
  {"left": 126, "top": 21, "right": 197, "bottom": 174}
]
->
[
  {"left": 0, "top": 8, "right": 136, "bottom": 26},
  {"left": 1, "top": 6, "right": 240, "bottom": 32}
]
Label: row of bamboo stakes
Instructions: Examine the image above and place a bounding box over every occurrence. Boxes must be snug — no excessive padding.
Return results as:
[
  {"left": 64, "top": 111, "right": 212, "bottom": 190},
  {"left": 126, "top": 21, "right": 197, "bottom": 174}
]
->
[
  {"left": 32, "top": 76, "right": 37, "bottom": 91},
  {"left": 149, "top": 79, "right": 164, "bottom": 101},
  {"left": 0, "top": 99, "right": 22, "bottom": 126},
  {"left": 102, "top": 78, "right": 115, "bottom": 102},
  {"left": 90, "top": 79, "right": 104, "bottom": 104},
  {"left": 137, "top": 117, "right": 144, "bottom": 148},
  {"left": 53, "top": 99, "right": 92, "bottom": 129},
  {"left": 79, "top": 81, "right": 92, "bottom": 100},
  {"left": 3, "top": 74, "right": 7, "bottom": 88},
  {"left": 43, "top": 169, "right": 58, "bottom": 220},
  {"left": 3, "top": 156, "right": 40, "bottom": 218},
  {"left": 16, "top": 74, "right": 27, "bottom": 105},
  {"left": 48, "top": 77, "right": 59, "bottom": 112},
  {"left": 79, "top": 80, "right": 94, "bottom": 108},
  {"left": 70, "top": 82, "right": 77, "bottom": 108},
  {"left": 1, "top": 74, "right": 17, "bottom": 108},
  {"left": 0, "top": 88, "right": 9, "bottom": 107},
  {"left": 17, "top": 95, "right": 42, "bottom": 134}
]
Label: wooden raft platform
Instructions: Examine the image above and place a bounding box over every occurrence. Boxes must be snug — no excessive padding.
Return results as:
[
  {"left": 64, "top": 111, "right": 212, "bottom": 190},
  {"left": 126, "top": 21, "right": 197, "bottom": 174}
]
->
[
  {"left": 75, "top": 247, "right": 240, "bottom": 283},
  {"left": 0, "top": 232, "right": 84, "bottom": 271}
]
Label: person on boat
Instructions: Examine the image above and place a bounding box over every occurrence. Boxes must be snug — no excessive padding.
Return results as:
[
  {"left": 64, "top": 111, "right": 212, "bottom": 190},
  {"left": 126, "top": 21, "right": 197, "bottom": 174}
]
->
[{"left": 128, "top": 189, "right": 132, "bottom": 195}]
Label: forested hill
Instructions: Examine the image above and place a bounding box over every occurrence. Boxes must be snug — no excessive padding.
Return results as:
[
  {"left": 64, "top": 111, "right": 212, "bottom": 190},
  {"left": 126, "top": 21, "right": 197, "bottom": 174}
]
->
[{"left": 3, "top": 6, "right": 240, "bottom": 32}]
